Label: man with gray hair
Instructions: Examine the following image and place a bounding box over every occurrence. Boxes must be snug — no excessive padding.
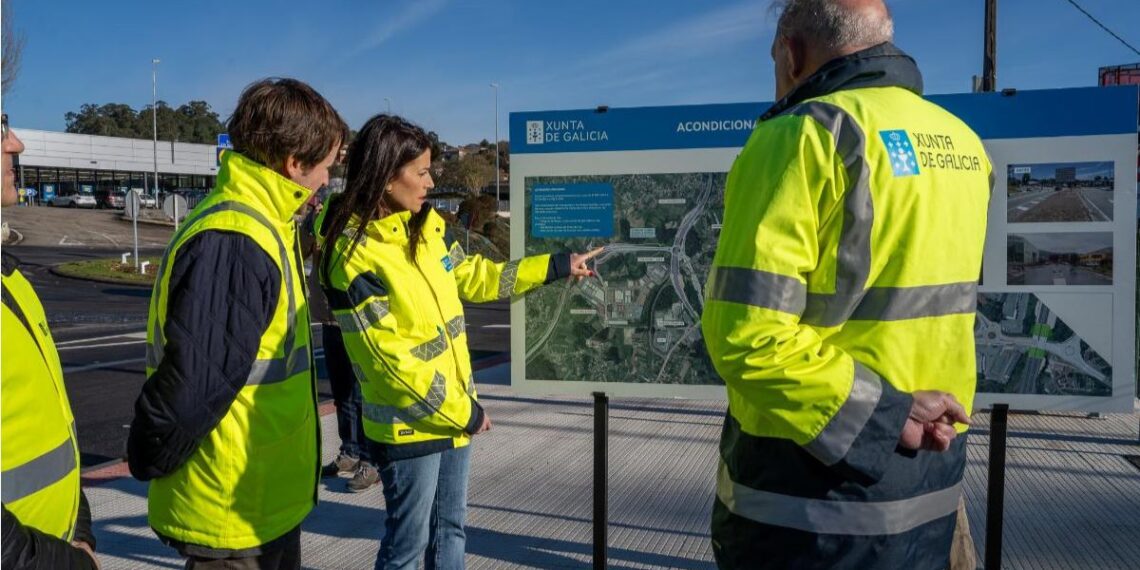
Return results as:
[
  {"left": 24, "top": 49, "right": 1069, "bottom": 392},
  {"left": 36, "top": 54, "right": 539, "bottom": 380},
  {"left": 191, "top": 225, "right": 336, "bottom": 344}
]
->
[{"left": 703, "top": 1, "right": 990, "bottom": 568}]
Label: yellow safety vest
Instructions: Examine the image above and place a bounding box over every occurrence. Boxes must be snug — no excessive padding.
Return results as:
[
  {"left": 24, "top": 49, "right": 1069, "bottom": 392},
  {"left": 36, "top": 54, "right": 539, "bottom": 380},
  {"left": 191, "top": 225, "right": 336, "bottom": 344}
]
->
[
  {"left": 1, "top": 257, "right": 82, "bottom": 540},
  {"left": 145, "top": 151, "right": 318, "bottom": 549},
  {"left": 322, "top": 208, "right": 552, "bottom": 451},
  {"left": 705, "top": 83, "right": 990, "bottom": 545}
]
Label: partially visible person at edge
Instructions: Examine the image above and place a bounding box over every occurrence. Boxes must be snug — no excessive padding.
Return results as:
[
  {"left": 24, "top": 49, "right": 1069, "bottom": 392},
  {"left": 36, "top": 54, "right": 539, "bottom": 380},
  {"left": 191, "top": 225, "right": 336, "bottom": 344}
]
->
[
  {"left": 316, "top": 114, "right": 601, "bottom": 569},
  {"left": 299, "top": 185, "right": 382, "bottom": 493},
  {"left": 126, "top": 78, "right": 349, "bottom": 569},
  {"left": 1, "top": 114, "right": 100, "bottom": 569},
  {"left": 702, "top": 1, "right": 990, "bottom": 569}
]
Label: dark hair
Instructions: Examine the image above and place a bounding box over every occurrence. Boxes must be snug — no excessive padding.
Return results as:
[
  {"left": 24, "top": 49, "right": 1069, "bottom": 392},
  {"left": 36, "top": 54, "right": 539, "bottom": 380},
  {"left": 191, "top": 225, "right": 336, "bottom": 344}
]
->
[
  {"left": 321, "top": 114, "right": 433, "bottom": 282},
  {"left": 227, "top": 77, "right": 349, "bottom": 171}
]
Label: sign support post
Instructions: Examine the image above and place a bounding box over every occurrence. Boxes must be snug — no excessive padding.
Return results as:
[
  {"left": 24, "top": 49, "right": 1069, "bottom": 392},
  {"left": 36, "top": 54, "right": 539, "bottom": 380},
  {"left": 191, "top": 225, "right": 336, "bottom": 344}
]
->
[
  {"left": 592, "top": 391, "right": 608, "bottom": 570},
  {"left": 985, "top": 403, "right": 1009, "bottom": 570}
]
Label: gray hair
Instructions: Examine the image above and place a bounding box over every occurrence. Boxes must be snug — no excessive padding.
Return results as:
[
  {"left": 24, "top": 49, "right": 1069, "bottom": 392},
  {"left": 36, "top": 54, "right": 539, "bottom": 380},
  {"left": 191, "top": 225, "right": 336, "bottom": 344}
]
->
[{"left": 773, "top": 0, "right": 894, "bottom": 52}]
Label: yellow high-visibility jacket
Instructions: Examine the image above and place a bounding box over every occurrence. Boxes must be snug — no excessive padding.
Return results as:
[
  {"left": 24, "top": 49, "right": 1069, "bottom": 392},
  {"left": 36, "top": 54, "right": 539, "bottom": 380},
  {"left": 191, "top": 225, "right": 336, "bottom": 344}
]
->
[
  {"left": 144, "top": 151, "right": 317, "bottom": 550},
  {"left": 704, "top": 43, "right": 991, "bottom": 569},
  {"left": 1, "top": 256, "right": 82, "bottom": 541},
  {"left": 321, "top": 207, "right": 567, "bottom": 460}
]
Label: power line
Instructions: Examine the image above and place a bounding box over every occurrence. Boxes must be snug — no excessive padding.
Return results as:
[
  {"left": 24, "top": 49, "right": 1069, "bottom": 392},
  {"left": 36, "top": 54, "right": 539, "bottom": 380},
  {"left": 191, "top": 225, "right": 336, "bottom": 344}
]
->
[{"left": 1062, "top": 0, "right": 1140, "bottom": 57}]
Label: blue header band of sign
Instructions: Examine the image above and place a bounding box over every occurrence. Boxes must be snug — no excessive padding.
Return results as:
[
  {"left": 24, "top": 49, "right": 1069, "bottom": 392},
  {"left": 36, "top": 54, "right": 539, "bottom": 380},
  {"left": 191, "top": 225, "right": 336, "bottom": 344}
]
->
[{"left": 510, "top": 86, "right": 1139, "bottom": 154}]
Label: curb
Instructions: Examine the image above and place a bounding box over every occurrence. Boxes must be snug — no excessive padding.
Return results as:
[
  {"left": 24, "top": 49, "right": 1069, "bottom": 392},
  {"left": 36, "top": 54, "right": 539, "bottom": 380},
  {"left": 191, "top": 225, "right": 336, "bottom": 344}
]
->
[
  {"left": 80, "top": 353, "right": 512, "bottom": 487},
  {"left": 49, "top": 264, "right": 155, "bottom": 288},
  {"left": 5, "top": 228, "right": 24, "bottom": 246},
  {"left": 120, "top": 214, "right": 177, "bottom": 228}
]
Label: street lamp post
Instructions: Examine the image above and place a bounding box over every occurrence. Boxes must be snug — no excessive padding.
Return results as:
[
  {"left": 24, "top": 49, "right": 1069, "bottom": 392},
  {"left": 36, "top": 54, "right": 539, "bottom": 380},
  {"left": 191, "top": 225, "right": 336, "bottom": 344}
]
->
[
  {"left": 152, "top": 58, "right": 160, "bottom": 206},
  {"left": 490, "top": 82, "right": 500, "bottom": 210},
  {"left": 384, "top": 97, "right": 391, "bottom": 114}
]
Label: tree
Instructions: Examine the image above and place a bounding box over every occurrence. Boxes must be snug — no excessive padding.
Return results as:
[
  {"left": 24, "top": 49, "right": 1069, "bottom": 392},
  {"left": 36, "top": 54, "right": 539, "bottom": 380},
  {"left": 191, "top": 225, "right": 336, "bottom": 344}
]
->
[
  {"left": 426, "top": 130, "right": 445, "bottom": 161},
  {"left": 64, "top": 100, "right": 225, "bottom": 144},
  {"left": 2, "top": 0, "right": 26, "bottom": 94},
  {"left": 65, "top": 103, "right": 142, "bottom": 138},
  {"left": 495, "top": 140, "right": 509, "bottom": 176},
  {"left": 438, "top": 154, "right": 494, "bottom": 195}
]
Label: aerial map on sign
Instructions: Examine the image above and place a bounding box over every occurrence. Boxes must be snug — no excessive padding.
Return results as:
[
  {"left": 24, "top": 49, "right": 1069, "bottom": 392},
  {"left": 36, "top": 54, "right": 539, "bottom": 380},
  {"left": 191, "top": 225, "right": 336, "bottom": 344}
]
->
[
  {"left": 975, "top": 293, "right": 1112, "bottom": 396},
  {"left": 523, "top": 172, "right": 725, "bottom": 385}
]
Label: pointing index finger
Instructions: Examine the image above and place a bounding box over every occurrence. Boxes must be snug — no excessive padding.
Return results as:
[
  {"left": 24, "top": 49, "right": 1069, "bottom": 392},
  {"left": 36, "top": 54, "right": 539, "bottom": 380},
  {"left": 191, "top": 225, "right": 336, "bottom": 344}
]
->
[{"left": 580, "top": 246, "right": 606, "bottom": 261}]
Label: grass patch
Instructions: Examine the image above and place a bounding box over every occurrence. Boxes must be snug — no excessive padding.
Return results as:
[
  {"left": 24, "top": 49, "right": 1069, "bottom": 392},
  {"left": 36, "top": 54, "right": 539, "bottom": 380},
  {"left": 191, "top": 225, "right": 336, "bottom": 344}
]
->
[{"left": 54, "top": 257, "right": 161, "bottom": 286}]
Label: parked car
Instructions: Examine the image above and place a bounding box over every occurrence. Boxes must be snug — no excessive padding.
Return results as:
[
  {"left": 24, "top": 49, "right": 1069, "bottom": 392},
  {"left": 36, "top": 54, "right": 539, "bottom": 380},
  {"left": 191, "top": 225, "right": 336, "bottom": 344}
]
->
[
  {"left": 49, "top": 190, "right": 97, "bottom": 208},
  {"left": 127, "top": 189, "right": 158, "bottom": 209},
  {"left": 94, "top": 188, "right": 126, "bottom": 209}
]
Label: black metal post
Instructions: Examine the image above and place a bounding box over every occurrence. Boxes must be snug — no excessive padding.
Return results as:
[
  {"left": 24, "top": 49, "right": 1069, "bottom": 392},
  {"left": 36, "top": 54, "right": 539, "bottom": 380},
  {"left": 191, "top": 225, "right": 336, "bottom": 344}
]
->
[
  {"left": 593, "top": 391, "right": 609, "bottom": 570},
  {"left": 982, "top": 0, "right": 998, "bottom": 92},
  {"left": 985, "top": 403, "right": 1009, "bottom": 569}
]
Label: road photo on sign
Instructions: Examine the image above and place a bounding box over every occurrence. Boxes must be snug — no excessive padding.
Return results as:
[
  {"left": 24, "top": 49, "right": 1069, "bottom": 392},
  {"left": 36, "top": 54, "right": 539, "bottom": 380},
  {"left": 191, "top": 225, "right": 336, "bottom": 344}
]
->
[
  {"left": 1006, "top": 232, "right": 1113, "bottom": 286},
  {"left": 1007, "top": 161, "right": 1115, "bottom": 222}
]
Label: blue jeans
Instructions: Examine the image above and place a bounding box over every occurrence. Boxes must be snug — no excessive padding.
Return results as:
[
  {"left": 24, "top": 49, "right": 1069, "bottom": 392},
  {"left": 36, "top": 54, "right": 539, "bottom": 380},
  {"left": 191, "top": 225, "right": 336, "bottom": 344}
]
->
[
  {"left": 375, "top": 444, "right": 472, "bottom": 570},
  {"left": 323, "top": 323, "right": 370, "bottom": 462}
]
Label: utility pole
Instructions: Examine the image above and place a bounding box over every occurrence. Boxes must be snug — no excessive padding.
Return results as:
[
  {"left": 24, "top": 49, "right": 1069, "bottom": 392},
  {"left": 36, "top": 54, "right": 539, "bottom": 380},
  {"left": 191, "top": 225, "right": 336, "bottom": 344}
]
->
[
  {"left": 982, "top": 0, "right": 997, "bottom": 92},
  {"left": 490, "top": 82, "right": 500, "bottom": 210},
  {"left": 152, "top": 58, "right": 161, "bottom": 204}
]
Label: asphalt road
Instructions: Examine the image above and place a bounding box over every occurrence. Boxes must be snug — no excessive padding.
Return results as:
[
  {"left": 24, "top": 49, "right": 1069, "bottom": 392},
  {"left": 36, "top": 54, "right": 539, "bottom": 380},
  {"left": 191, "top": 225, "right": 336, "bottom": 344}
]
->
[
  {"left": 1007, "top": 188, "right": 1052, "bottom": 218},
  {"left": 6, "top": 245, "right": 511, "bottom": 468},
  {"left": 1076, "top": 187, "right": 1114, "bottom": 221},
  {"left": 1021, "top": 263, "right": 1112, "bottom": 286}
]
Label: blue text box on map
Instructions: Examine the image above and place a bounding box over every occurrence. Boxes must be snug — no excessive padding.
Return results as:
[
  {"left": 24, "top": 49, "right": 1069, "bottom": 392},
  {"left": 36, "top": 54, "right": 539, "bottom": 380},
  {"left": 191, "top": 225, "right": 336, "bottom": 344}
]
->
[{"left": 532, "top": 183, "right": 614, "bottom": 238}]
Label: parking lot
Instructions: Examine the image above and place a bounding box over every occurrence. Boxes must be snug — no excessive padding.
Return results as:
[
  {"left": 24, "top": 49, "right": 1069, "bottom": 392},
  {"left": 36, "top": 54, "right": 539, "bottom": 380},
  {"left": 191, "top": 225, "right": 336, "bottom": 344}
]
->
[{"left": 2, "top": 203, "right": 174, "bottom": 248}]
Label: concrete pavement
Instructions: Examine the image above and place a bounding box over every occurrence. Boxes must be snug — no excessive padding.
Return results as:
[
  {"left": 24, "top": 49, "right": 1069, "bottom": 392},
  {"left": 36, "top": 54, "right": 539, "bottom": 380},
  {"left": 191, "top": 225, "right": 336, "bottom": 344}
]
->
[{"left": 82, "top": 363, "right": 1140, "bottom": 569}]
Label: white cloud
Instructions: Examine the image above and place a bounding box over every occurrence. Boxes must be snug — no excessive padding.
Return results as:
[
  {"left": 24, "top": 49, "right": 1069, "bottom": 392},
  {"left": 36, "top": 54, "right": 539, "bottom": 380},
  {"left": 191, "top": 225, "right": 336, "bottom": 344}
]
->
[
  {"left": 351, "top": 0, "right": 448, "bottom": 56},
  {"left": 590, "top": 0, "right": 771, "bottom": 66}
]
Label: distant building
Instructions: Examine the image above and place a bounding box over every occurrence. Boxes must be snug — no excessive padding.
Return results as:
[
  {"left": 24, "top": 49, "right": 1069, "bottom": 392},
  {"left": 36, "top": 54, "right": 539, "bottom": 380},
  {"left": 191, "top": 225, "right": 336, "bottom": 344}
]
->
[
  {"left": 1055, "top": 167, "right": 1076, "bottom": 184},
  {"left": 14, "top": 129, "right": 217, "bottom": 198},
  {"left": 1098, "top": 63, "right": 1140, "bottom": 87},
  {"left": 1008, "top": 236, "right": 1041, "bottom": 265}
]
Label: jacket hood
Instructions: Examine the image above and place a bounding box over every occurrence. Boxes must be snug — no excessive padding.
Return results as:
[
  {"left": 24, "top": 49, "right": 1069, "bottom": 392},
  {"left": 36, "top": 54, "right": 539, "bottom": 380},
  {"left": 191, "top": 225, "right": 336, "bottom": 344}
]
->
[{"left": 761, "top": 42, "right": 924, "bottom": 121}]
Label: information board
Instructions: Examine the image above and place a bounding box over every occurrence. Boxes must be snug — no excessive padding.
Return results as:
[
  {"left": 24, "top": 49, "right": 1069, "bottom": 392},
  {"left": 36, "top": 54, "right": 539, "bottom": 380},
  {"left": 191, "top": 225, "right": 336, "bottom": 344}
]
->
[{"left": 509, "top": 86, "right": 1139, "bottom": 412}]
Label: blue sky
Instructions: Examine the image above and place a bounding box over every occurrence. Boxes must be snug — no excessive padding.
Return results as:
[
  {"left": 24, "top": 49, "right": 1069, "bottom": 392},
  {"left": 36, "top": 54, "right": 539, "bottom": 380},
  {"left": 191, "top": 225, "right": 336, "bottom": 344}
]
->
[{"left": 3, "top": 0, "right": 1139, "bottom": 145}]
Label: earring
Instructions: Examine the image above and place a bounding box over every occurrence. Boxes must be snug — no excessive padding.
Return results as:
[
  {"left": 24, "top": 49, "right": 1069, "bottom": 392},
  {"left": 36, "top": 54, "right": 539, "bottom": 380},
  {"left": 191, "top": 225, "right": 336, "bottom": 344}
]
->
[{"left": 385, "top": 185, "right": 393, "bottom": 194}]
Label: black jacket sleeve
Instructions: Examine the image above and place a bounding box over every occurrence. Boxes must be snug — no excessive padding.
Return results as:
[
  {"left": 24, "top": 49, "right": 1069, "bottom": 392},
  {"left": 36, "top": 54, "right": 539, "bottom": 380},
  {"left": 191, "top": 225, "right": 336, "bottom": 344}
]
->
[
  {"left": 71, "top": 492, "right": 94, "bottom": 551},
  {"left": 127, "top": 230, "right": 280, "bottom": 481},
  {"left": 1, "top": 505, "right": 96, "bottom": 570}
]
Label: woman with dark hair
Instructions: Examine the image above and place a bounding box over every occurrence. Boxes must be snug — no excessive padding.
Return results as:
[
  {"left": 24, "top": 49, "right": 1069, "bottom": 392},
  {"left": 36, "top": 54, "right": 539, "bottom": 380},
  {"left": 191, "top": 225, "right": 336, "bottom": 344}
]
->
[{"left": 317, "top": 114, "right": 599, "bottom": 569}]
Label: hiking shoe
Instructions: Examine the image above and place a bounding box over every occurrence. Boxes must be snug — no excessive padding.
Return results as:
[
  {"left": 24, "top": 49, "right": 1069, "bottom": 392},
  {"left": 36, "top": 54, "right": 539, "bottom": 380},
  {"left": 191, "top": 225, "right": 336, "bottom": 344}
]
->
[
  {"left": 347, "top": 462, "right": 380, "bottom": 493},
  {"left": 321, "top": 453, "right": 359, "bottom": 478}
]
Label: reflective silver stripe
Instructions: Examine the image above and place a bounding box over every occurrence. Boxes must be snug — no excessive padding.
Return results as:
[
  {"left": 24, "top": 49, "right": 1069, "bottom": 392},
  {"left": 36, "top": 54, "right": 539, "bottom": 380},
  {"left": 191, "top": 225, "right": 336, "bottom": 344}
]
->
[
  {"left": 146, "top": 339, "right": 163, "bottom": 369},
  {"left": 707, "top": 266, "right": 806, "bottom": 315},
  {"left": 850, "top": 282, "right": 977, "bottom": 322},
  {"left": 246, "top": 345, "right": 311, "bottom": 386},
  {"left": 1, "top": 436, "right": 77, "bottom": 503},
  {"left": 363, "top": 371, "right": 447, "bottom": 424},
  {"left": 802, "top": 362, "right": 882, "bottom": 466},
  {"left": 410, "top": 328, "right": 448, "bottom": 362},
  {"left": 335, "top": 300, "right": 390, "bottom": 334},
  {"left": 717, "top": 460, "right": 961, "bottom": 536},
  {"left": 445, "top": 315, "right": 466, "bottom": 339},
  {"left": 790, "top": 103, "right": 873, "bottom": 329},
  {"left": 334, "top": 311, "right": 362, "bottom": 335},
  {"left": 497, "top": 260, "right": 521, "bottom": 299},
  {"left": 449, "top": 243, "right": 467, "bottom": 268}
]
